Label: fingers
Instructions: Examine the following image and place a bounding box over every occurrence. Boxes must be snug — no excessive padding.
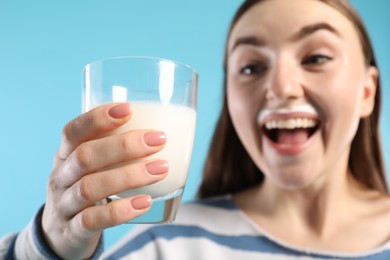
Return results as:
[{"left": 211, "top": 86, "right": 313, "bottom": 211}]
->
[
  {"left": 70, "top": 195, "right": 152, "bottom": 233},
  {"left": 42, "top": 102, "right": 166, "bottom": 258},
  {"left": 58, "top": 103, "right": 132, "bottom": 160},
  {"left": 60, "top": 159, "right": 168, "bottom": 217},
  {"left": 56, "top": 129, "right": 166, "bottom": 188}
]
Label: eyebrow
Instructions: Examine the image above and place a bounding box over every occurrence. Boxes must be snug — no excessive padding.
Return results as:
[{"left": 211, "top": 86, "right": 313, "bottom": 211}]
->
[
  {"left": 230, "top": 22, "right": 341, "bottom": 53},
  {"left": 291, "top": 22, "right": 341, "bottom": 42},
  {"left": 230, "top": 36, "right": 265, "bottom": 53}
]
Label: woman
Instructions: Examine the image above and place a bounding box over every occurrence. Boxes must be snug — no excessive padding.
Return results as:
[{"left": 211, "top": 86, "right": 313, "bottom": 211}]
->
[{"left": 2, "top": 0, "right": 390, "bottom": 259}]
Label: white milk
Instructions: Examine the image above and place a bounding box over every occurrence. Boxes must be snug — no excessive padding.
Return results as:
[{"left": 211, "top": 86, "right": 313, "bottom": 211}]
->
[{"left": 109, "top": 101, "right": 196, "bottom": 199}]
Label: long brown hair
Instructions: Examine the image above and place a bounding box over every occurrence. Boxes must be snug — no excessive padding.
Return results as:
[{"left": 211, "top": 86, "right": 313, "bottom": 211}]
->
[{"left": 198, "top": 0, "right": 387, "bottom": 198}]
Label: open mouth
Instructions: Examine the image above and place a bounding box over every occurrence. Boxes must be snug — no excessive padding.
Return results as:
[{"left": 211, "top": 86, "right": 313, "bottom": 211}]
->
[{"left": 262, "top": 118, "right": 321, "bottom": 145}]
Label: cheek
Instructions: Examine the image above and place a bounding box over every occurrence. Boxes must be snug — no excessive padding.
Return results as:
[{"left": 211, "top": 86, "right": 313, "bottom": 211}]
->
[
  {"left": 311, "top": 70, "right": 364, "bottom": 148},
  {"left": 309, "top": 57, "right": 365, "bottom": 117},
  {"left": 227, "top": 86, "right": 247, "bottom": 128},
  {"left": 330, "top": 54, "right": 366, "bottom": 112},
  {"left": 227, "top": 81, "right": 258, "bottom": 129},
  {"left": 327, "top": 76, "right": 363, "bottom": 117},
  {"left": 227, "top": 83, "right": 262, "bottom": 155}
]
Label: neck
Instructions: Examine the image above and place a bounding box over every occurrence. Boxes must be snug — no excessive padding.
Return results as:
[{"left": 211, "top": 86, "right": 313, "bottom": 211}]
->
[
  {"left": 259, "top": 174, "right": 350, "bottom": 237},
  {"left": 236, "top": 152, "right": 367, "bottom": 240}
]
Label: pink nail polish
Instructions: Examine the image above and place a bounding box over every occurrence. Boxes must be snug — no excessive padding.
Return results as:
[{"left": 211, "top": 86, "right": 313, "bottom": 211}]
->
[
  {"left": 146, "top": 160, "right": 169, "bottom": 175},
  {"left": 108, "top": 103, "right": 131, "bottom": 118},
  {"left": 144, "top": 131, "right": 166, "bottom": 146},
  {"left": 131, "top": 195, "right": 152, "bottom": 210}
]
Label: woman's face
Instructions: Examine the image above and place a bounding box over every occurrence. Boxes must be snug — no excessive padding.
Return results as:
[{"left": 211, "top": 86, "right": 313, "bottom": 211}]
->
[{"left": 227, "top": 0, "right": 377, "bottom": 189}]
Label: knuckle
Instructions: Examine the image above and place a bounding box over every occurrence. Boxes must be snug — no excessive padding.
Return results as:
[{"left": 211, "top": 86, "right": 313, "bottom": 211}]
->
[
  {"left": 62, "top": 116, "right": 84, "bottom": 141},
  {"left": 61, "top": 122, "right": 73, "bottom": 143},
  {"left": 122, "top": 165, "right": 135, "bottom": 180},
  {"left": 119, "top": 134, "right": 136, "bottom": 155},
  {"left": 120, "top": 163, "right": 158, "bottom": 190},
  {"left": 120, "top": 131, "right": 148, "bottom": 157},
  {"left": 123, "top": 163, "right": 146, "bottom": 182},
  {"left": 47, "top": 173, "right": 61, "bottom": 193},
  {"left": 80, "top": 210, "right": 94, "bottom": 232},
  {"left": 73, "top": 144, "right": 92, "bottom": 170},
  {"left": 123, "top": 168, "right": 140, "bottom": 189},
  {"left": 62, "top": 114, "right": 94, "bottom": 142},
  {"left": 75, "top": 177, "right": 93, "bottom": 203}
]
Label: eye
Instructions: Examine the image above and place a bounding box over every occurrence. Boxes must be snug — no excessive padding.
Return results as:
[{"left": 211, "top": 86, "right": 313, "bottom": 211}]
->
[
  {"left": 302, "top": 54, "right": 332, "bottom": 65},
  {"left": 239, "top": 64, "right": 266, "bottom": 75}
]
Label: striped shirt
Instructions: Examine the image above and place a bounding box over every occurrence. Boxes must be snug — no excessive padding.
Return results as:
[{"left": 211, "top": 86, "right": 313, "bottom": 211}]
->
[
  {"left": 2, "top": 195, "right": 390, "bottom": 259},
  {"left": 102, "top": 195, "right": 390, "bottom": 259}
]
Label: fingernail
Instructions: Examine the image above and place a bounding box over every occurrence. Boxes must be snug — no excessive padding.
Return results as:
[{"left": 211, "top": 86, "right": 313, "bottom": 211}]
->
[
  {"left": 131, "top": 195, "right": 152, "bottom": 210},
  {"left": 144, "top": 131, "right": 166, "bottom": 146},
  {"left": 108, "top": 103, "right": 131, "bottom": 119},
  {"left": 146, "top": 160, "right": 169, "bottom": 175}
]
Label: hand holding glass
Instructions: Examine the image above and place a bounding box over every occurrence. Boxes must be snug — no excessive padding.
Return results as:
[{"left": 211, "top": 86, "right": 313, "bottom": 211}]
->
[{"left": 83, "top": 57, "right": 198, "bottom": 223}]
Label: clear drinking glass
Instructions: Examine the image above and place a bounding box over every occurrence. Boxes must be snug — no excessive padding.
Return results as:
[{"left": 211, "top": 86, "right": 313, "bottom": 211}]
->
[{"left": 83, "top": 56, "right": 198, "bottom": 223}]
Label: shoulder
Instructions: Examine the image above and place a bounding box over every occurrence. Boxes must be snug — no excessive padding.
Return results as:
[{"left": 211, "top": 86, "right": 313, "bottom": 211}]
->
[
  {"left": 357, "top": 190, "right": 390, "bottom": 246},
  {"left": 374, "top": 193, "right": 390, "bottom": 221},
  {"left": 363, "top": 193, "right": 390, "bottom": 254},
  {"left": 362, "top": 190, "right": 390, "bottom": 218}
]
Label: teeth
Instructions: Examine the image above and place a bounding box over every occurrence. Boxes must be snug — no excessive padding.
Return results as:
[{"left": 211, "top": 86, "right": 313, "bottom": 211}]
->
[{"left": 265, "top": 118, "right": 317, "bottom": 130}]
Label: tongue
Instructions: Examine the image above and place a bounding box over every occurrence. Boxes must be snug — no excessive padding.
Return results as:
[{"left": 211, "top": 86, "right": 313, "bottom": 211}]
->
[{"left": 277, "top": 129, "right": 309, "bottom": 145}]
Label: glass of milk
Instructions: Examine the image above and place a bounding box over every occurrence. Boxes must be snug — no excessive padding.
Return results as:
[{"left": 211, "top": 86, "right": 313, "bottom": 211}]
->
[{"left": 83, "top": 56, "right": 198, "bottom": 223}]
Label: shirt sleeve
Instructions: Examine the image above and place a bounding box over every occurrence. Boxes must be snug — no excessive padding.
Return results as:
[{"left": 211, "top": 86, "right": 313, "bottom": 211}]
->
[{"left": 0, "top": 205, "right": 104, "bottom": 260}]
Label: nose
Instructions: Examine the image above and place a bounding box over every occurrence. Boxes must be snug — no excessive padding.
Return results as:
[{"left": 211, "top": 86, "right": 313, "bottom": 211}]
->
[{"left": 265, "top": 58, "right": 304, "bottom": 101}]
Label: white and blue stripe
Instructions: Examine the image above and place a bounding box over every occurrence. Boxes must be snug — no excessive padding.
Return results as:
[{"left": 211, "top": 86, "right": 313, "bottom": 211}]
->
[
  {"left": 2, "top": 197, "right": 390, "bottom": 259},
  {"left": 102, "top": 196, "right": 390, "bottom": 260}
]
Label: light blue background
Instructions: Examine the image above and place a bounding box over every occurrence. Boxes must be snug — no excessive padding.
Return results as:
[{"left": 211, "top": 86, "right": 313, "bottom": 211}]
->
[{"left": 1, "top": 0, "right": 389, "bottom": 250}]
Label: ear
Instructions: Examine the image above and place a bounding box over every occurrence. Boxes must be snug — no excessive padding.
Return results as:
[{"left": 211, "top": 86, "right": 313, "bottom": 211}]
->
[{"left": 360, "top": 66, "right": 378, "bottom": 118}]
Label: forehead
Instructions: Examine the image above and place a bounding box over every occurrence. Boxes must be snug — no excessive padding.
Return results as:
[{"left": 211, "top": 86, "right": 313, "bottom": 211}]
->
[{"left": 228, "top": 0, "right": 358, "bottom": 48}]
